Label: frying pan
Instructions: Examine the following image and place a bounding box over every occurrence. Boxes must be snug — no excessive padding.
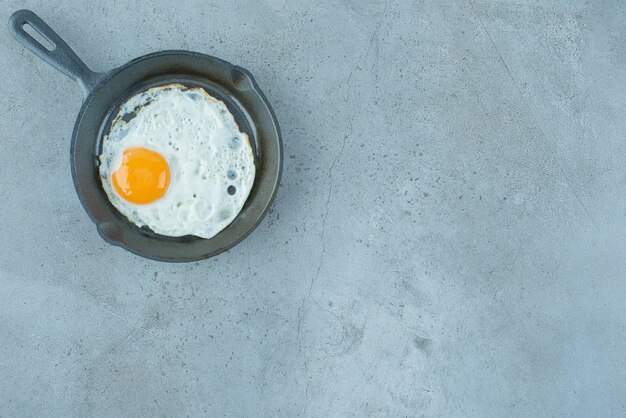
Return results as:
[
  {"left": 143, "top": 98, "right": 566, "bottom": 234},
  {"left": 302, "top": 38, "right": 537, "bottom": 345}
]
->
[{"left": 8, "top": 10, "right": 282, "bottom": 262}]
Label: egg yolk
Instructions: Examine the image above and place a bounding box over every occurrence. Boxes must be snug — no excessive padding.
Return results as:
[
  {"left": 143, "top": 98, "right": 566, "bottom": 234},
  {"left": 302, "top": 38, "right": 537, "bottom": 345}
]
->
[{"left": 112, "top": 147, "right": 170, "bottom": 204}]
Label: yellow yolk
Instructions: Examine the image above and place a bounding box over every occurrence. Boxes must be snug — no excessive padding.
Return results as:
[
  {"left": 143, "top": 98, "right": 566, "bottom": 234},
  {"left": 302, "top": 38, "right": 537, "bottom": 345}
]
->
[{"left": 112, "top": 147, "right": 170, "bottom": 204}]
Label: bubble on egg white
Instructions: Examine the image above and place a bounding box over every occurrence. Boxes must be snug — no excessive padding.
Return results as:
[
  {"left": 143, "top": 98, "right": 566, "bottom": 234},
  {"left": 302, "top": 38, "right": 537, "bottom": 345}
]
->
[
  {"left": 98, "top": 84, "right": 255, "bottom": 239},
  {"left": 228, "top": 136, "right": 242, "bottom": 149}
]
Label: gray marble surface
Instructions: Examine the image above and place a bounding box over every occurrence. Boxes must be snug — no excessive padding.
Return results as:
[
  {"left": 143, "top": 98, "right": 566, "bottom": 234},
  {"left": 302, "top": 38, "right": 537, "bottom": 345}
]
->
[{"left": 1, "top": 0, "right": 625, "bottom": 416}]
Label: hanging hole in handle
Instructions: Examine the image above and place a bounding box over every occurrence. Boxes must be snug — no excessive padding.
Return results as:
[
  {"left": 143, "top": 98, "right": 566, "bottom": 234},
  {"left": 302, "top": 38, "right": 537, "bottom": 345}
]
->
[{"left": 22, "top": 23, "right": 55, "bottom": 51}]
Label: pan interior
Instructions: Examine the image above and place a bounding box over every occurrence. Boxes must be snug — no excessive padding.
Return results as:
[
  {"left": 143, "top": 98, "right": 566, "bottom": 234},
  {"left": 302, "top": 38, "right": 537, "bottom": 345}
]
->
[{"left": 95, "top": 75, "right": 261, "bottom": 242}]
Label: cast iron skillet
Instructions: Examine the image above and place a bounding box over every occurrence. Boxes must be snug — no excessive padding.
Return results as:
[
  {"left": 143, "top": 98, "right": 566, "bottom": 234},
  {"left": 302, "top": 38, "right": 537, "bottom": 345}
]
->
[{"left": 9, "top": 10, "right": 282, "bottom": 262}]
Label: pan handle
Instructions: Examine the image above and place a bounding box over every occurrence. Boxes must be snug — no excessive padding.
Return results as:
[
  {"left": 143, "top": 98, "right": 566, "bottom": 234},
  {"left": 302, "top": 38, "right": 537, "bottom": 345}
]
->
[{"left": 9, "top": 10, "right": 103, "bottom": 98}]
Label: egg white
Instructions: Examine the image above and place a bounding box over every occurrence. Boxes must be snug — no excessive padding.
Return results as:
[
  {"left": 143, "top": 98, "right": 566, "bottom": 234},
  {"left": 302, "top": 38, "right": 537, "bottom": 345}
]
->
[{"left": 99, "top": 84, "right": 255, "bottom": 239}]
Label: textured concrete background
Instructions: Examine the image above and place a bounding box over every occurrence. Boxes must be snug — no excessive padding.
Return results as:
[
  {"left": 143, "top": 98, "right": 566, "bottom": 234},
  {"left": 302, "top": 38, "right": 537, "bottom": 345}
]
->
[{"left": 1, "top": 0, "right": 625, "bottom": 416}]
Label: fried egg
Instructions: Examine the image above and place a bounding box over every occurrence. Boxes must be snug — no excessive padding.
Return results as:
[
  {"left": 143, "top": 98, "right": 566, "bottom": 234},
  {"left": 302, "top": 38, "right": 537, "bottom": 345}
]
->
[{"left": 98, "top": 84, "right": 255, "bottom": 239}]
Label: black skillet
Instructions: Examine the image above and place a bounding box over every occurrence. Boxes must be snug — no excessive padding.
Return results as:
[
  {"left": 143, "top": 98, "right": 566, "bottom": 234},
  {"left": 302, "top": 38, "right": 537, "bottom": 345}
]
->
[{"left": 9, "top": 10, "right": 282, "bottom": 262}]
